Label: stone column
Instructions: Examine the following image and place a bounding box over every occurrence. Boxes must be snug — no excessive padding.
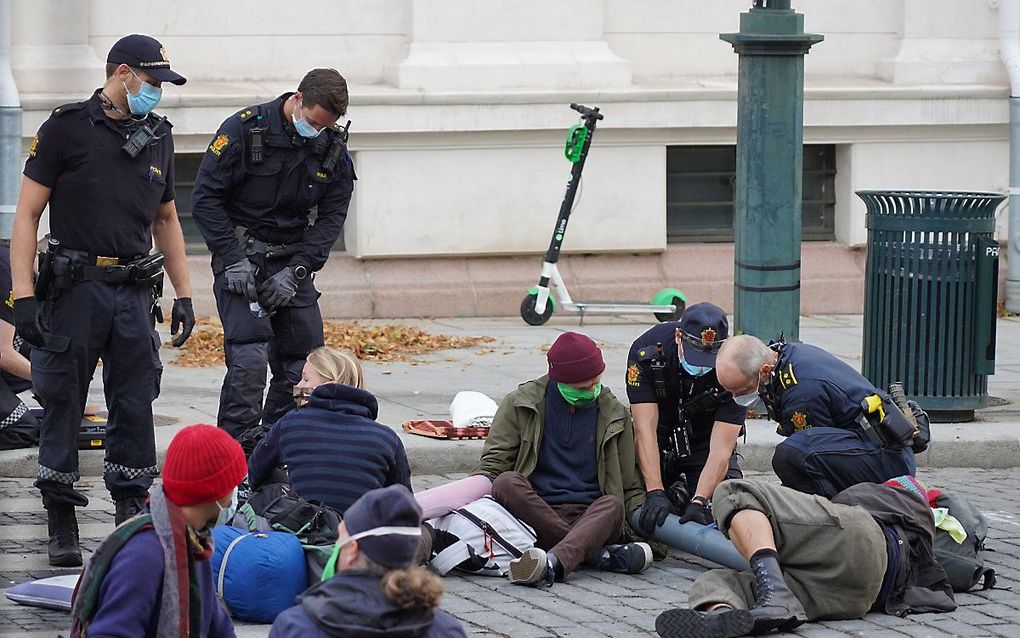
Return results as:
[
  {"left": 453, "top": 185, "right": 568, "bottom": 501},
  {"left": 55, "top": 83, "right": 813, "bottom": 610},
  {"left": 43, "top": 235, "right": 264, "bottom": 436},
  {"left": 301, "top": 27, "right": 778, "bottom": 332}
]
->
[
  {"left": 385, "top": 0, "right": 631, "bottom": 90},
  {"left": 878, "top": 0, "right": 1006, "bottom": 85},
  {"left": 10, "top": 0, "right": 104, "bottom": 95}
]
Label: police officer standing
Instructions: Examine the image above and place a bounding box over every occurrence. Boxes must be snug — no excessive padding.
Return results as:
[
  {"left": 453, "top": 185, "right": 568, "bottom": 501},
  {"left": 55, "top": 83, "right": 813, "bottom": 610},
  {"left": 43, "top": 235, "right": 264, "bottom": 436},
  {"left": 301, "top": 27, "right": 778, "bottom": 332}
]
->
[
  {"left": 715, "top": 334, "right": 929, "bottom": 498},
  {"left": 626, "top": 303, "right": 746, "bottom": 536},
  {"left": 190, "top": 69, "right": 354, "bottom": 444},
  {"left": 10, "top": 35, "right": 196, "bottom": 566}
]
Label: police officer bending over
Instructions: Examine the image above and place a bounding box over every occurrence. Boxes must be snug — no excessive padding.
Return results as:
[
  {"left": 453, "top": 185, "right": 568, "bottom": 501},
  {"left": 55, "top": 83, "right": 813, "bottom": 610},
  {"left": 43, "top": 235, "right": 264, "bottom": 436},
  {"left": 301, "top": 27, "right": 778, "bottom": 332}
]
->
[
  {"left": 10, "top": 35, "right": 196, "bottom": 566},
  {"left": 627, "top": 303, "right": 746, "bottom": 536},
  {"left": 715, "top": 334, "right": 930, "bottom": 498},
  {"left": 191, "top": 68, "right": 355, "bottom": 444}
]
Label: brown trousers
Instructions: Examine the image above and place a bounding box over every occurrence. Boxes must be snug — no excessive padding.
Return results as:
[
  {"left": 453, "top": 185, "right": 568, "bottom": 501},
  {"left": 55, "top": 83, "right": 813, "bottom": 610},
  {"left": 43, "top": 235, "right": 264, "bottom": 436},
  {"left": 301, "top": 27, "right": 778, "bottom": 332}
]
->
[{"left": 491, "top": 471, "right": 624, "bottom": 576}]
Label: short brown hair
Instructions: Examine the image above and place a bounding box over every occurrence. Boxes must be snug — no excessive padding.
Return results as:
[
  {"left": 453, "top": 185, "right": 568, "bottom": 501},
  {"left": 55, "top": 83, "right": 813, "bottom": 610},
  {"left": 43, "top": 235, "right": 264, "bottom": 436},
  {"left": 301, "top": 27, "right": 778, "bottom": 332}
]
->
[{"left": 298, "top": 68, "right": 349, "bottom": 117}]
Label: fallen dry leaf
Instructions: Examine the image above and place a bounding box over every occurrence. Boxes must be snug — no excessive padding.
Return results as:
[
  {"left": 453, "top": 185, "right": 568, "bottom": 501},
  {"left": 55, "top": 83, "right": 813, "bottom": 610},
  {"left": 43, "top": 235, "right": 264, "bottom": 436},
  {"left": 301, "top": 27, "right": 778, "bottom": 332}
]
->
[{"left": 169, "top": 318, "right": 495, "bottom": 368}]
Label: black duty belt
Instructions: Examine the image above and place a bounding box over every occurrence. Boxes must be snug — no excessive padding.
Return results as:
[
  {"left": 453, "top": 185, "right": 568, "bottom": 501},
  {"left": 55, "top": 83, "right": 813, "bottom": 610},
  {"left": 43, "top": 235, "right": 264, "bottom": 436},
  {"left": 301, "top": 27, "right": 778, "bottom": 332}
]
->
[
  {"left": 245, "top": 237, "right": 300, "bottom": 260},
  {"left": 56, "top": 248, "right": 163, "bottom": 285}
]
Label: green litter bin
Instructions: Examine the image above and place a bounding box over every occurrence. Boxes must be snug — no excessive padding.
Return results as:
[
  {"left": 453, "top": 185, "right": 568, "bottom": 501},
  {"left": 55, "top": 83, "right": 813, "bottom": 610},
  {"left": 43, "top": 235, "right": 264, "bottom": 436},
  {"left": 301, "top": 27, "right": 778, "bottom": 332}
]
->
[{"left": 858, "top": 190, "right": 1004, "bottom": 422}]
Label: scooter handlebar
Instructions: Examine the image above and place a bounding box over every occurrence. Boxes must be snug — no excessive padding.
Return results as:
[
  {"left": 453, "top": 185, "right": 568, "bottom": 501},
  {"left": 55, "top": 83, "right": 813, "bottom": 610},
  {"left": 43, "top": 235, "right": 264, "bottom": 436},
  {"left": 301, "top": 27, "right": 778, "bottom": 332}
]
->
[{"left": 570, "top": 103, "right": 604, "bottom": 120}]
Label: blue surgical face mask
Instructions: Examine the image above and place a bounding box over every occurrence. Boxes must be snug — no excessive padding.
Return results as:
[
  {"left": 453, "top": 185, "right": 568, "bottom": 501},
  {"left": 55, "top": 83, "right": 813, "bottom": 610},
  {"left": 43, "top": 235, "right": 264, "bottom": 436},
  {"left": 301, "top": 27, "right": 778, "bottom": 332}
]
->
[
  {"left": 291, "top": 99, "right": 322, "bottom": 138},
  {"left": 124, "top": 69, "right": 162, "bottom": 115},
  {"left": 213, "top": 487, "right": 239, "bottom": 528},
  {"left": 681, "top": 358, "right": 712, "bottom": 377}
]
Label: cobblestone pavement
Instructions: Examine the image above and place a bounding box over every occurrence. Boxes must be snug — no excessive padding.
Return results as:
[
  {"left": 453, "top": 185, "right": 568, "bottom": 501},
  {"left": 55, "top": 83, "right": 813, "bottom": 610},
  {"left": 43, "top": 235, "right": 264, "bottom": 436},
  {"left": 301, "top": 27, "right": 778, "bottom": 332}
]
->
[{"left": 1, "top": 469, "right": 1017, "bottom": 637}]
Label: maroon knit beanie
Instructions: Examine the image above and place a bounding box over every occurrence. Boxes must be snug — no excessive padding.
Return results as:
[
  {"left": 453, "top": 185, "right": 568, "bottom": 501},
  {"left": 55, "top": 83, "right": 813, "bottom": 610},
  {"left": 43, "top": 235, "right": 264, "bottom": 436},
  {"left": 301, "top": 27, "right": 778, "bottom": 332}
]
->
[
  {"left": 547, "top": 332, "right": 606, "bottom": 383},
  {"left": 162, "top": 424, "right": 247, "bottom": 506}
]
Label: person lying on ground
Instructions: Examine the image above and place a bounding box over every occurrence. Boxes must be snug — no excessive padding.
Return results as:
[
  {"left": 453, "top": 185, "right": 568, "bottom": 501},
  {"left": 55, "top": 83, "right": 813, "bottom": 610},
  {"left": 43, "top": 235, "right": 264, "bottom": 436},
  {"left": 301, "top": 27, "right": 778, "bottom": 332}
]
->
[
  {"left": 248, "top": 346, "right": 412, "bottom": 514},
  {"left": 70, "top": 424, "right": 246, "bottom": 638},
  {"left": 654, "top": 475, "right": 955, "bottom": 638},
  {"left": 472, "top": 331, "right": 652, "bottom": 587},
  {"left": 270, "top": 484, "right": 467, "bottom": 638}
]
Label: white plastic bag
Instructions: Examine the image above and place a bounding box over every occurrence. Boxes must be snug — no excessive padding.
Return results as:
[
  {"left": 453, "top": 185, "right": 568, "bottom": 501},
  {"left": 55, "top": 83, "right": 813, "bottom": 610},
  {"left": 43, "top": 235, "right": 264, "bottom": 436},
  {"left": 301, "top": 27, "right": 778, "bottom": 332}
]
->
[{"left": 449, "top": 391, "right": 498, "bottom": 428}]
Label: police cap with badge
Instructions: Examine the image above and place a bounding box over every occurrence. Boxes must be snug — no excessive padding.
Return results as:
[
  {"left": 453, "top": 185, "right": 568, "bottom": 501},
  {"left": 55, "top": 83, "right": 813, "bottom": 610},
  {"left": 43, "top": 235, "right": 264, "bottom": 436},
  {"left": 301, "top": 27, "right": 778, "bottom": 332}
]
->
[
  {"left": 676, "top": 302, "right": 729, "bottom": 368},
  {"left": 107, "top": 34, "right": 187, "bottom": 85}
]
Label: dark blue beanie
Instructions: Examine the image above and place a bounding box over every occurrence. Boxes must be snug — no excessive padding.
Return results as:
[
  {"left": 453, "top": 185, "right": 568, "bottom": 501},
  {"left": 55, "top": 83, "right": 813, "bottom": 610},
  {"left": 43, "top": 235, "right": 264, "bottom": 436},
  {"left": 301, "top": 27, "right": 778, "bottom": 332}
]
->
[{"left": 343, "top": 485, "right": 422, "bottom": 568}]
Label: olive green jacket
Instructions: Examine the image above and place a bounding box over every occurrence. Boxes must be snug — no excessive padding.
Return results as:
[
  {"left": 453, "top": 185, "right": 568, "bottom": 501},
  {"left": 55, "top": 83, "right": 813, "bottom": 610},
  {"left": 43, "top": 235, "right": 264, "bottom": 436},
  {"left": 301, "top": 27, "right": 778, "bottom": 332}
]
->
[{"left": 473, "top": 376, "right": 646, "bottom": 519}]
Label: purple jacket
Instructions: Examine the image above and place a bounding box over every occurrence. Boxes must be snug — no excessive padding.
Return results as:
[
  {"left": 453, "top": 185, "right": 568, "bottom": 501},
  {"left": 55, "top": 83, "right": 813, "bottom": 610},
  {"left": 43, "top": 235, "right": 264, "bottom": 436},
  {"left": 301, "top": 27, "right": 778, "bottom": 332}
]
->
[{"left": 84, "top": 528, "right": 235, "bottom": 638}]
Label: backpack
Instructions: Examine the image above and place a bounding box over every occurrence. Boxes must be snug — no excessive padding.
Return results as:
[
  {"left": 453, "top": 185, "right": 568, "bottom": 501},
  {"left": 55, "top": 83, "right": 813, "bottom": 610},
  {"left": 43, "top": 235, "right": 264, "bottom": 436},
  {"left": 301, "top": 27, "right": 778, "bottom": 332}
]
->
[
  {"left": 212, "top": 526, "right": 307, "bottom": 623},
  {"left": 932, "top": 491, "right": 996, "bottom": 592},
  {"left": 427, "top": 496, "right": 537, "bottom": 577},
  {"left": 233, "top": 483, "right": 342, "bottom": 584}
]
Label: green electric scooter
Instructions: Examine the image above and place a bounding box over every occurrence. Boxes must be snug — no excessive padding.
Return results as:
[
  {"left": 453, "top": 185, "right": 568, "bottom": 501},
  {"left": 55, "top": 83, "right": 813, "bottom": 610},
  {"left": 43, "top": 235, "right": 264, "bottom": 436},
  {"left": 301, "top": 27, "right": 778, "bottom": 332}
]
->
[{"left": 520, "top": 103, "right": 686, "bottom": 326}]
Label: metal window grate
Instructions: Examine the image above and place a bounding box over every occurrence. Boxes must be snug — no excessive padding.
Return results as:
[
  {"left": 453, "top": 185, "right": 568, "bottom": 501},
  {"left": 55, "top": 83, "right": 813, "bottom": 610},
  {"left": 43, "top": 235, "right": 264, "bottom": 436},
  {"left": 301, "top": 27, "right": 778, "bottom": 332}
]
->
[{"left": 666, "top": 144, "right": 836, "bottom": 243}]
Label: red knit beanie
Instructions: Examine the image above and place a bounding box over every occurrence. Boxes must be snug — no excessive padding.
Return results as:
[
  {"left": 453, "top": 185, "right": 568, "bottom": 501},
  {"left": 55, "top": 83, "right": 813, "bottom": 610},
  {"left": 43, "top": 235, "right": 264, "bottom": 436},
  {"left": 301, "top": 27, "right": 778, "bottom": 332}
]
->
[
  {"left": 162, "top": 424, "right": 247, "bottom": 506},
  {"left": 547, "top": 332, "right": 606, "bottom": 383}
]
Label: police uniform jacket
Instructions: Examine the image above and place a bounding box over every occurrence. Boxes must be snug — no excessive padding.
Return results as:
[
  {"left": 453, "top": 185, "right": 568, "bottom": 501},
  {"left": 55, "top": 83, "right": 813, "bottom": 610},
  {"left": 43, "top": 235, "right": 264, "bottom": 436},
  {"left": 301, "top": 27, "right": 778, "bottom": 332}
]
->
[
  {"left": 767, "top": 342, "right": 890, "bottom": 438},
  {"left": 23, "top": 90, "right": 175, "bottom": 258},
  {"left": 625, "top": 322, "right": 745, "bottom": 454},
  {"left": 190, "top": 93, "right": 355, "bottom": 272}
]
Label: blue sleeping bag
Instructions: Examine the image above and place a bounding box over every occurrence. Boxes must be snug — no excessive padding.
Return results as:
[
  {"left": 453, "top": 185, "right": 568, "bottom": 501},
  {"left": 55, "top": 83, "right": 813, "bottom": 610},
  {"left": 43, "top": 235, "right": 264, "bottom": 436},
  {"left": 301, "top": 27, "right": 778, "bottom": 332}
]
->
[{"left": 212, "top": 525, "right": 307, "bottom": 623}]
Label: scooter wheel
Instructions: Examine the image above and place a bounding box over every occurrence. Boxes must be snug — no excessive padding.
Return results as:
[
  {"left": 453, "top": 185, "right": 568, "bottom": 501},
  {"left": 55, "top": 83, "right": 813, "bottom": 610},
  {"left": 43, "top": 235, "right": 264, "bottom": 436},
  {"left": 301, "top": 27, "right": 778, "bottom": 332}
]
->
[
  {"left": 520, "top": 294, "right": 554, "bottom": 326},
  {"left": 654, "top": 296, "right": 686, "bottom": 323}
]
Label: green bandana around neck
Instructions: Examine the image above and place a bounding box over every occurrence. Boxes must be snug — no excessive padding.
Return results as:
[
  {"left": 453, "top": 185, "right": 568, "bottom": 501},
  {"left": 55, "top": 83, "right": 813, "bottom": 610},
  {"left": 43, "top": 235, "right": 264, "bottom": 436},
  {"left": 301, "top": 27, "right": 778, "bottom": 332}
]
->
[{"left": 557, "top": 382, "right": 602, "bottom": 407}]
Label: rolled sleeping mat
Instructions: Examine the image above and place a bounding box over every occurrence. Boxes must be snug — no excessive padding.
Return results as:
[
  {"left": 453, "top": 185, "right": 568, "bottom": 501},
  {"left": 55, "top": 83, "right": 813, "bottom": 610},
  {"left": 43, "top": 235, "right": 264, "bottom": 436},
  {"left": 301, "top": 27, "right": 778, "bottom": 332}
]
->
[{"left": 631, "top": 509, "right": 750, "bottom": 571}]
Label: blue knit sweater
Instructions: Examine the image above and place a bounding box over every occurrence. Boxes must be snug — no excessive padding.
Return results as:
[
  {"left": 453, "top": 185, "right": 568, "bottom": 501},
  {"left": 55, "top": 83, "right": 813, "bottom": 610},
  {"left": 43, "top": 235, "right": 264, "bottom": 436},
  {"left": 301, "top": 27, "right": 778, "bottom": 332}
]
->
[
  {"left": 248, "top": 384, "right": 412, "bottom": 514},
  {"left": 529, "top": 385, "right": 601, "bottom": 505}
]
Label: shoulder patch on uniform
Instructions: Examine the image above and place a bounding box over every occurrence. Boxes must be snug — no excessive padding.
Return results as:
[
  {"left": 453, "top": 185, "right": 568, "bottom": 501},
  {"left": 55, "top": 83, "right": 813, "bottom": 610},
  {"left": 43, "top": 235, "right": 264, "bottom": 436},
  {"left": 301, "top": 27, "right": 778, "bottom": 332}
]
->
[
  {"left": 51, "top": 102, "right": 85, "bottom": 117},
  {"left": 208, "top": 133, "right": 230, "bottom": 156},
  {"left": 5, "top": 291, "right": 13, "bottom": 309},
  {"left": 791, "top": 411, "right": 809, "bottom": 431},
  {"left": 777, "top": 363, "right": 798, "bottom": 389},
  {"left": 28, "top": 135, "right": 39, "bottom": 157},
  {"left": 627, "top": 363, "right": 641, "bottom": 387}
]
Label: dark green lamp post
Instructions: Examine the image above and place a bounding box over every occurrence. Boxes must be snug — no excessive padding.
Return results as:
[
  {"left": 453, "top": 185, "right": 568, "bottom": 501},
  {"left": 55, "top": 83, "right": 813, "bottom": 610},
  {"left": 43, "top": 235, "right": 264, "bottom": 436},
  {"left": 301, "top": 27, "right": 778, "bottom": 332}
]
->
[{"left": 721, "top": 0, "right": 822, "bottom": 342}]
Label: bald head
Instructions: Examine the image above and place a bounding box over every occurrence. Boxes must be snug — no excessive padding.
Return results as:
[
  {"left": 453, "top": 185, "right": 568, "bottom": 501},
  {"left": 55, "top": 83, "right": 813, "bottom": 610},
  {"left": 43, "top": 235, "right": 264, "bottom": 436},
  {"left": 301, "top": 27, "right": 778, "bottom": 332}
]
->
[{"left": 716, "top": 334, "right": 777, "bottom": 395}]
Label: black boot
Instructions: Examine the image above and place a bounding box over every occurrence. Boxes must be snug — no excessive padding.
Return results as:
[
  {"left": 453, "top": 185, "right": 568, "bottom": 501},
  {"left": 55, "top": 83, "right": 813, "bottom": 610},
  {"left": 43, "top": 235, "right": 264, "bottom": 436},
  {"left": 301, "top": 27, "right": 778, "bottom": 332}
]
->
[
  {"left": 744, "top": 551, "right": 806, "bottom": 635},
  {"left": 655, "top": 551, "right": 806, "bottom": 638},
  {"left": 114, "top": 496, "right": 147, "bottom": 526},
  {"left": 47, "top": 505, "right": 82, "bottom": 567}
]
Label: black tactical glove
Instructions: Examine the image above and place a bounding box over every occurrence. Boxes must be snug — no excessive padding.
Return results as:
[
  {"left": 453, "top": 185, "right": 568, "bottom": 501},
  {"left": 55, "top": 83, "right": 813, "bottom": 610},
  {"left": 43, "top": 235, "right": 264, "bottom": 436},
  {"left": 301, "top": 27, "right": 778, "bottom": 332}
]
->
[
  {"left": 907, "top": 399, "right": 931, "bottom": 453},
  {"left": 224, "top": 258, "right": 257, "bottom": 301},
  {"left": 637, "top": 489, "right": 674, "bottom": 536},
  {"left": 170, "top": 298, "right": 195, "bottom": 347},
  {"left": 12, "top": 297, "right": 46, "bottom": 348},
  {"left": 679, "top": 498, "right": 714, "bottom": 525},
  {"left": 257, "top": 267, "right": 299, "bottom": 312}
]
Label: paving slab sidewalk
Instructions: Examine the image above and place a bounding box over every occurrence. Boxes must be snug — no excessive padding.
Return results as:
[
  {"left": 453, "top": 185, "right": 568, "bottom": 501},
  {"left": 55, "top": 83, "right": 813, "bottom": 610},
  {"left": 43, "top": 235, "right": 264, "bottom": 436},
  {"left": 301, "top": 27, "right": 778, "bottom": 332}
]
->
[
  {"left": 2, "top": 314, "right": 1018, "bottom": 478},
  {"left": 1, "top": 469, "right": 1018, "bottom": 637}
]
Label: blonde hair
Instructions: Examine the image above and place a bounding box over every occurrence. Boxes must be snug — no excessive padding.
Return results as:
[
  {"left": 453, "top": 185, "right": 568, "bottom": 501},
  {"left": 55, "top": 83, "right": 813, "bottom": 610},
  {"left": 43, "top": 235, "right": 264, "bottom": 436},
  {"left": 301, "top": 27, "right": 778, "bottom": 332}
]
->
[{"left": 306, "top": 346, "right": 365, "bottom": 389}]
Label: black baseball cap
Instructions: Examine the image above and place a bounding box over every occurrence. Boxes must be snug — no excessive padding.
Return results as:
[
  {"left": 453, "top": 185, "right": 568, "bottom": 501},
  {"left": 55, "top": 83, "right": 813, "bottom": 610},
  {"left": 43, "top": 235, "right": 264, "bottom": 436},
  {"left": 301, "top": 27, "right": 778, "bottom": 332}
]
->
[
  {"left": 107, "top": 34, "right": 186, "bottom": 85},
  {"left": 676, "top": 302, "right": 729, "bottom": 368}
]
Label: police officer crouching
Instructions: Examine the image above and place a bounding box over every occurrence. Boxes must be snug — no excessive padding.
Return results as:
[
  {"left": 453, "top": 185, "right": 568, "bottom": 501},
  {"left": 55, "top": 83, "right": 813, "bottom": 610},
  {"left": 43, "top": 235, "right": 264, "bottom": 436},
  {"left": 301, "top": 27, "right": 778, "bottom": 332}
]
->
[
  {"left": 190, "top": 69, "right": 355, "bottom": 446},
  {"left": 715, "top": 334, "right": 930, "bottom": 498},
  {"left": 626, "top": 303, "right": 746, "bottom": 536},
  {"left": 10, "top": 35, "right": 196, "bottom": 566}
]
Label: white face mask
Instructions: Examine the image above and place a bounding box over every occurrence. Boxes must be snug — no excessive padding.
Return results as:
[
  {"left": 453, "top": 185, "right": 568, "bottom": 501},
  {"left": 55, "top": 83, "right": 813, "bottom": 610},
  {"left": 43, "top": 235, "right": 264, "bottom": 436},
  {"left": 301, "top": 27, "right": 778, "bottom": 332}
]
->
[
  {"left": 734, "top": 392, "right": 759, "bottom": 407},
  {"left": 213, "top": 487, "right": 239, "bottom": 527}
]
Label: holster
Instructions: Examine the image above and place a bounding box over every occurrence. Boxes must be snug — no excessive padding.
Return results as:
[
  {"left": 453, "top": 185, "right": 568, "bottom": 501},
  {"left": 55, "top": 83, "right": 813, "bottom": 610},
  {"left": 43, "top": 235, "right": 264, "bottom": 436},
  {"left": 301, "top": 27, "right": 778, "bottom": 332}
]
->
[{"left": 857, "top": 395, "right": 915, "bottom": 449}]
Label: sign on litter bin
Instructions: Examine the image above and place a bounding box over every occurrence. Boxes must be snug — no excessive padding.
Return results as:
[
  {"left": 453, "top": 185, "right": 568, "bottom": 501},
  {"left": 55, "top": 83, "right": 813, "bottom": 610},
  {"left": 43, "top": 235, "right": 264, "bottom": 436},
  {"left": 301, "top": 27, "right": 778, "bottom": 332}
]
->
[{"left": 857, "top": 190, "right": 1005, "bottom": 421}]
